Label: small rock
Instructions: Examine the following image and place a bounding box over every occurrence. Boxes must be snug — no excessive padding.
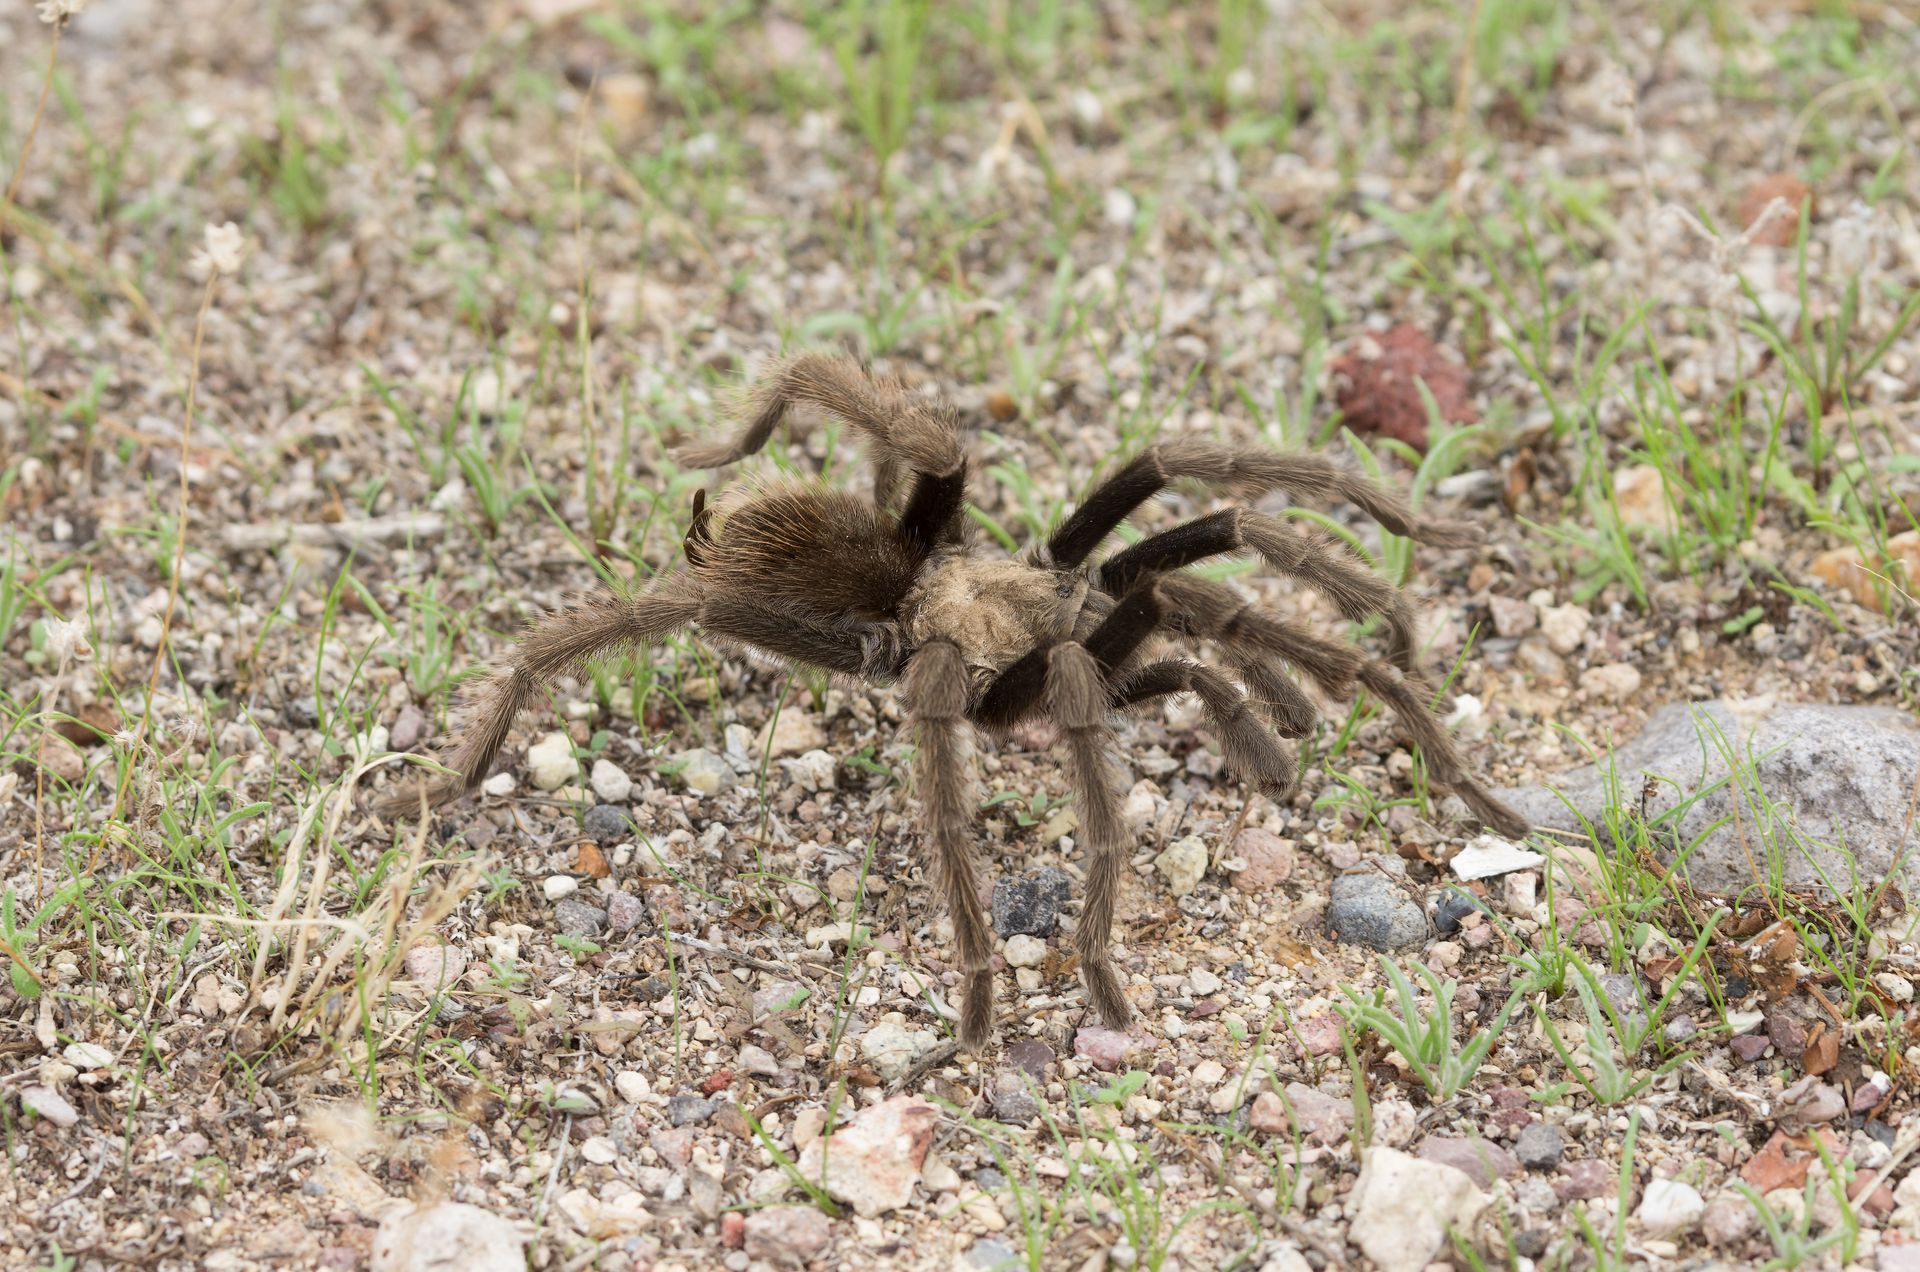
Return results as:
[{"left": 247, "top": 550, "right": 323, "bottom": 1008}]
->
[
  {"left": 759, "top": 712, "right": 826, "bottom": 758},
  {"left": 481, "top": 772, "right": 516, "bottom": 797},
  {"left": 543, "top": 875, "right": 579, "bottom": 901},
  {"left": 1702, "top": 1192, "right": 1759, "bottom": 1247},
  {"left": 1738, "top": 173, "right": 1814, "bottom": 247},
  {"left": 1154, "top": 837, "right": 1207, "bottom": 897},
  {"left": 606, "top": 891, "right": 645, "bottom": 934},
  {"left": 526, "top": 732, "right": 579, "bottom": 792},
  {"left": 554, "top": 898, "right": 608, "bottom": 939},
  {"left": 371, "top": 1201, "right": 527, "bottom": 1272},
  {"left": 795, "top": 1096, "right": 936, "bottom": 1218},
  {"left": 739, "top": 1045, "right": 780, "bottom": 1077},
  {"left": 784, "top": 749, "right": 837, "bottom": 793},
  {"left": 1330, "top": 324, "right": 1476, "bottom": 452},
  {"left": 1450, "top": 835, "right": 1545, "bottom": 880},
  {"left": 1730, "top": 1034, "right": 1771, "bottom": 1062},
  {"left": 966, "top": 1239, "right": 1017, "bottom": 1269},
  {"left": 581, "top": 804, "right": 633, "bottom": 843},
  {"left": 1073, "top": 1027, "right": 1132, "bottom": 1071},
  {"left": 614, "top": 1072, "right": 648, "bottom": 1104},
  {"left": 1005, "top": 1040, "right": 1054, "bottom": 1080},
  {"left": 666, "top": 1095, "right": 718, "bottom": 1127},
  {"left": 1417, "top": 1136, "right": 1519, "bottom": 1189},
  {"left": 1489, "top": 596, "right": 1538, "bottom": 639},
  {"left": 1539, "top": 604, "right": 1590, "bottom": 655},
  {"left": 1612, "top": 465, "right": 1675, "bottom": 532},
  {"left": 1783, "top": 1079, "right": 1846, "bottom": 1127},
  {"left": 19, "top": 1085, "right": 77, "bottom": 1128},
  {"left": 64, "top": 1042, "right": 112, "bottom": 1071},
  {"left": 992, "top": 868, "right": 1073, "bottom": 938},
  {"left": 403, "top": 944, "right": 468, "bottom": 993},
  {"left": 1514, "top": 1124, "right": 1564, "bottom": 1171},
  {"left": 859, "top": 1017, "right": 938, "bottom": 1082},
  {"left": 1003, "top": 935, "right": 1047, "bottom": 969},
  {"left": 1555, "top": 1159, "right": 1617, "bottom": 1202},
  {"left": 589, "top": 760, "right": 633, "bottom": 803},
  {"left": 672, "top": 748, "right": 733, "bottom": 796},
  {"left": 1637, "top": 1178, "right": 1705, "bottom": 1239},
  {"left": 389, "top": 704, "right": 430, "bottom": 753},
  {"left": 1347, "top": 1147, "right": 1487, "bottom": 1272},
  {"left": 742, "top": 1205, "right": 831, "bottom": 1267},
  {"left": 1326, "top": 873, "right": 1427, "bottom": 950},
  {"left": 1580, "top": 663, "right": 1643, "bottom": 703},
  {"left": 1229, "top": 828, "right": 1295, "bottom": 892},
  {"left": 1432, "top": 889, "right": 1480, "bottom": 935},
  {"left": 989, "top": 1071, "right": 1040, "bottom": 1125},
  {"left": 579, "top": 1136, "right": 616, "bottom": 1165},
  {"left": 1103, "top": 187, "right": 1137, "bottom": 227}
]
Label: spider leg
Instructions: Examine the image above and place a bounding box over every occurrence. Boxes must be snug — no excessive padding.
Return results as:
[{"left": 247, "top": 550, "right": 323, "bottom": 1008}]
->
[
  {"left": 377, "top": 579, "right": 704, "bottom": 815},
  {"left": 1096, "top": 508, "right": 1426, "bottom": 676},
  {"left": 1155, "top": 574, "right": 1530, "bottom": 838},
  {"left": 1043, "top": 439, "right": 1479, "bottom": 570},
  {"left": 380, "top": 583, "right": 900, "bottom": 816},
  {"left": 675, "top": 353, "right": 969, "bottom": 542},
  {"left": 1111, "top": 659, "right": 1297, "bottom": 800},
  {"left": 1045, "top": 642, "right": 1134, "bottom": 1031},
  {"left": 974, "top": 580, "right": 1163, "bottom": 731},
  {"left": 904, "top": 639, "right": 996, "bottom": 1050}
]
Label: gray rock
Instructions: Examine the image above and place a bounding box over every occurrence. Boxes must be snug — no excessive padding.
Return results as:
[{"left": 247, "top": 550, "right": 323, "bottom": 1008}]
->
[
  {"left": 666, "top": 1095, "right": 718, "bottom": 1126},
  {"left": 554, "top": 899, "right": 608, "bottom": 939},
  {"left": 1514, "top": 1123, "right": 1564, "bottom": 1170},
  {"left": 742, "top": 1205, "right": 831, "bottom": 1267},
  {"left": 1497, "top": 701, "right": 1920, "bottom": 895},
  {"left": 1327, "top": 873, "right": 1428, "bottom": 950},
  {"left": 992, "top": 868, "right": 1073, "bottom": 937},
  {"left": 581, "top": 804, "right": 634, "bottom": 843},
  {"left": 965, "top": 1239, "right": 1019, "bottom": 1270}
]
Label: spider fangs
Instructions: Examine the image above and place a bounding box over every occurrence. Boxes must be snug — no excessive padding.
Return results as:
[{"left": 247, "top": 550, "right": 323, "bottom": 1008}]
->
[{"left": 378, "top": 353, "right": 1527, "bottom": 1051}]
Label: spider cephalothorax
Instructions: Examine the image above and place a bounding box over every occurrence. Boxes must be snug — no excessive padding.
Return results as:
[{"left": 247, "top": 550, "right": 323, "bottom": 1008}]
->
[{"left": 379, "top": 353, "right": 1527, "bottom": 1050}]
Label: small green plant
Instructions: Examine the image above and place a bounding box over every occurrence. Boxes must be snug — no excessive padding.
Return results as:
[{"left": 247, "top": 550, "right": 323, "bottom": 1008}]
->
[
  {"left": 982, "top": 786, "right": 1073, "bottom": 829},
  {"left": 1337, "top": 955, "right": 1521, "bottom": 1102}
]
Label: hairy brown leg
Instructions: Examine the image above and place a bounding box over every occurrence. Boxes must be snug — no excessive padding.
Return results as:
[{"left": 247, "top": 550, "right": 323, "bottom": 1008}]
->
[
  {"left": 1157, "top": 574, "right": 1529, "bottom": 838},
  {"left": 1046, "top": 642, "right": 1134, "bottom": 1031},
  {"left": 376, "top": 582, "right": 703, "bottom": 815},
  {"left": 676, "top": 352, "right": 967, "bottom": 514},
  {"left": 1109, "top": 659, "right": 1297, "bottom": 800},
  {"left": 1096, "top": 508, "right": 1426, "bottom": 676},
  {"left": 903, "top": 639, "right": 997, "bottom": 1050},
  {"left": 1044, "top": 439, "right": 1480, "bottom": 570}
]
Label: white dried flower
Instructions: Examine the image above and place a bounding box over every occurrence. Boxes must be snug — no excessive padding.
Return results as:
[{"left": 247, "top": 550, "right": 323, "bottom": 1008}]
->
[
  {"left": 43, "top": 616, "right": 92, "bottom": 667},
  {"left": 1828, "top": 199, "right": 1882, "bottom": 280},
  {"left": 191, "top": 221, "right": 247, "bottom": 277},
  {"left": 36, "top": 0, "right": 89, "bottom": 25}
]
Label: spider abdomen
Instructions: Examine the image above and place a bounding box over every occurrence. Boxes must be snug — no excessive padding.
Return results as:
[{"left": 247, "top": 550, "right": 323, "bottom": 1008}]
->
[{"left": 690, "top": 483, "right": 920, "bottom": 623}]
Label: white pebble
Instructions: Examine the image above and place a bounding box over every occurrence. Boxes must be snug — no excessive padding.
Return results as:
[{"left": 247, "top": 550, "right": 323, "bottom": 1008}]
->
[
  {"left": 589, "top": 759, "right": 633, "bottom": 803},
  {"left": 544, "top": 875, "right": 579, "bottom": 901},
  {"left": 527, "top": 732, "right": 579, "bottom": 791},
  {"left": 1004, "top": 935, "right": 1047, "bottom": 968}
]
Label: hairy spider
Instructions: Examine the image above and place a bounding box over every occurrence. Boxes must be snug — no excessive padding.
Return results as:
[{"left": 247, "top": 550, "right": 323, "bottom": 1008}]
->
[{"left": 378, "top": 353, "right": 1527, "bottom": 1050}]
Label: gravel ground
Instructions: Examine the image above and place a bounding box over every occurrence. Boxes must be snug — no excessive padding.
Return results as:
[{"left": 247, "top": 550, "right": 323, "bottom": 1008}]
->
[{"left": 3, "top": 2, "right": 1919, "bottom": 1270}]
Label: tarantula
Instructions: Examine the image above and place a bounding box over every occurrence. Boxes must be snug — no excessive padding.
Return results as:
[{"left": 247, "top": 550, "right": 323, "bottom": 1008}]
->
[{"left": 378, "top": 353, "right": 1527, "bottom": 1050}]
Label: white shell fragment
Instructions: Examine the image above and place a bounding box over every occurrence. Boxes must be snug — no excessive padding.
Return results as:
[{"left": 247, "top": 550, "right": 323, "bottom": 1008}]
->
[{"left": 1449, "top": 835, "right": 1546, "bottom": 881}]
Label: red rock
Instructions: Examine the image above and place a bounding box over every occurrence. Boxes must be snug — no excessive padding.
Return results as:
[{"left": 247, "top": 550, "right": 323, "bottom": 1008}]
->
[
  {"left": 702, "top": 1070, "right": 735, "bottom": 1096},
  {"left": 1418, "top": 1135, "right": 1520, "bottom": 1189},
  {"left": 1073, "top": 1026, "right": 1133, "bottom": 1072},
  {"left": 720, "top": 1211, "right": 746, "bottom": 1249},
  {"left": 1231, "top": 828, "right": 1296, "bottom": 892},
  {"left": 1294, "top": 1014, "right": 1344, "bottom": 1058},
  {"left": 1555, "top": 1159, "right": 1618, "bottom": 1202},
  {"left": 1330, "top": 324, "right": 1476, "bottom": 452},
  {"left": 1738, "top": 174, "right": 1814, "bottom": 247}
]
